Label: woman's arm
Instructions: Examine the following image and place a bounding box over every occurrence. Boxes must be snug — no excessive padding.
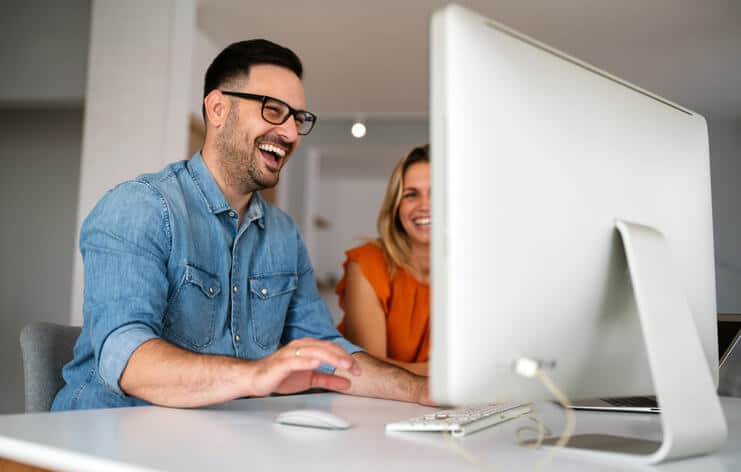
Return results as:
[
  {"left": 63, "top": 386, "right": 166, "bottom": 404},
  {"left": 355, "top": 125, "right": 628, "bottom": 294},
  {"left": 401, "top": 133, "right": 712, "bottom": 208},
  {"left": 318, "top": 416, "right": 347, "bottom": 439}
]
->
[
  {"left": 384, "top": 359, "right": 428, "bottom": 376},
  {"left": 342, "top": 261, "right": 428, "bottom": 376}
]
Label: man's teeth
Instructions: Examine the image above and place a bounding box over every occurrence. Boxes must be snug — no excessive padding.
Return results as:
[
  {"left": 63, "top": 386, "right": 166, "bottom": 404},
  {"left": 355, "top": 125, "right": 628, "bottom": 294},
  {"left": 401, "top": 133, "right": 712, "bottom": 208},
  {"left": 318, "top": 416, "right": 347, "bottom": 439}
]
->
[
  {"left": 414, "top": 217, "right": 431, "bottom": 225},
  {"left": 258, "top": 144, "right": 286, "bottom": 158}
]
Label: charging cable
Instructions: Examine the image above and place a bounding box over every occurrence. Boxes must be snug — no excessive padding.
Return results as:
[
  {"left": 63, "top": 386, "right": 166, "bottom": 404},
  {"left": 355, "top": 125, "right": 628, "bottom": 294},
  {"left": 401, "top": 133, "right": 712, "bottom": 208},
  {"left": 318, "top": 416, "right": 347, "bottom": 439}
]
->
[
  {"left": 514, "top": 357, "right": 576, "bottom": 471},
  {"left": 437, "top": 358, "right": 576, "bottom": 471}
]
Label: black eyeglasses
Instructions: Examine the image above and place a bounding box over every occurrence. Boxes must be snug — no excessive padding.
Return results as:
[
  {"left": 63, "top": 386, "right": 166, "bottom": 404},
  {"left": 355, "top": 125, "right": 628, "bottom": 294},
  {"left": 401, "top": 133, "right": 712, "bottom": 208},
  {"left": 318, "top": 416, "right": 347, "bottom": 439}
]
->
[{"left": 220, "top": 91, "right": 317, "bottom": 135}]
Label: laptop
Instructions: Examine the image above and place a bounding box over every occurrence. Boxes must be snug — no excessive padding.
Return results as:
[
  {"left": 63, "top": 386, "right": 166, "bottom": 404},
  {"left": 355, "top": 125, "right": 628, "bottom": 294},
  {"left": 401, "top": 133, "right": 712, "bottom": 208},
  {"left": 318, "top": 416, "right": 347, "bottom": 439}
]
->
[{"left": 569, "top": 328, "right": 741, "bottom": 413}]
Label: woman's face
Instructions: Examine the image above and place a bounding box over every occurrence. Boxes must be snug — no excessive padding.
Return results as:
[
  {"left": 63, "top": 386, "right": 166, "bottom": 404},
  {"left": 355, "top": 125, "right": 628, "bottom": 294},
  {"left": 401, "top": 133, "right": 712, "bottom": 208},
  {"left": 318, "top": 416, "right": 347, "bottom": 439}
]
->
[{"left": 398, "top": 161, "right": 431, "bottom": 247}]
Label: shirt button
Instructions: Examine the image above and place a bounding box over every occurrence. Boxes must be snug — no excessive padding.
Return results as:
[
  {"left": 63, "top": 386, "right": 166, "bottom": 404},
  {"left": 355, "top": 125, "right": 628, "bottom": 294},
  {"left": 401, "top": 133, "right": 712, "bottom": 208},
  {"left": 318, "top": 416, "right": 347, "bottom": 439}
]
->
[
  {"left": 228, "top": 211, "right": 236, "bottom": 218},
  {"left": 208, "top": 287, "right": 214, "bottom": 295},
  {"left": 261, "top": 288, "right": 268, "bottom": 296},
  {"left": 234, "top": 335, "right": 241, "bottom": 342},
  {"left": 233, "top": 285, "right": 238, "bottom": 293}
]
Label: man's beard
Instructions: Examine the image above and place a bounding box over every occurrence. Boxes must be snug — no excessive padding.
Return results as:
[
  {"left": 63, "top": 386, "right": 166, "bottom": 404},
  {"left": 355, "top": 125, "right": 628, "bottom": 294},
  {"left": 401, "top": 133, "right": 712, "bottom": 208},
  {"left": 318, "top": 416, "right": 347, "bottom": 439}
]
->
[{"left": 215, "top": 108, "right": 282, "bottom": 194}]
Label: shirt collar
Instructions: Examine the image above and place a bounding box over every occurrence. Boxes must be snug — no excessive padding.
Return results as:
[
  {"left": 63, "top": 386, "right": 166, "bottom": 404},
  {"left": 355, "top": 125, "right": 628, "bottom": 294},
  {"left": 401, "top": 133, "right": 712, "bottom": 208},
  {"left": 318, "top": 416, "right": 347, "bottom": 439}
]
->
[
  {"left": 245, "top": 190, "right": 265, "bottom": 229},
  {"left": 187, "top": 152, "right": 265, "bottom": 229}
]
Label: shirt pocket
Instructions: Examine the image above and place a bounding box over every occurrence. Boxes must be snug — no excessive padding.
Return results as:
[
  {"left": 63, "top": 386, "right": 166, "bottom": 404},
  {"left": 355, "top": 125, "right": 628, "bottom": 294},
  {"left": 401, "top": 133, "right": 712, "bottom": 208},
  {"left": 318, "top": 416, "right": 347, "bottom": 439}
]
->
[
  {"left": 250, "top": 273, "right": 297, "bottom": 350},
  {"left": 164, "top": 264, "right": 221, "bottom": 350}
]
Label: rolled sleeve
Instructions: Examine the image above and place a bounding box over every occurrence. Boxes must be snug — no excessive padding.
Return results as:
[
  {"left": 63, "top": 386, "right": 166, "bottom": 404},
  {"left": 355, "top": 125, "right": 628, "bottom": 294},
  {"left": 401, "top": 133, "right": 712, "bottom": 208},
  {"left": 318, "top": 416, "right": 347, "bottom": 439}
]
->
[
  {"left": 99, "top": 324, "right": 160, "bottom": 395},
  {"left": 81, "top": 181, "right": 172, "bottom": 396},
  {"left": 333, "top": 337, "right": 364, "bottom": 356}
]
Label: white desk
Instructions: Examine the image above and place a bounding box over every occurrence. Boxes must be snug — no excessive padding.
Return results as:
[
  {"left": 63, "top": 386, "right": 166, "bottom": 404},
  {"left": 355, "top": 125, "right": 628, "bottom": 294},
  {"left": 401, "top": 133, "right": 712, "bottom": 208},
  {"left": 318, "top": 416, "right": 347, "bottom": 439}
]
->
[{"left": 0, "top": 394, "right": 739, "bottom": 472}]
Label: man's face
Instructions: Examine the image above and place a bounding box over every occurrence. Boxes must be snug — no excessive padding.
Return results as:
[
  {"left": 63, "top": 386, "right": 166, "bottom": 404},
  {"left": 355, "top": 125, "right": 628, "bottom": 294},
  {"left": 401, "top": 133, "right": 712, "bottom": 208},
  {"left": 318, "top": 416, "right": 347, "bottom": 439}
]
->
[{"left": 216, "top": 64, "right": 305, "bottom": 193}]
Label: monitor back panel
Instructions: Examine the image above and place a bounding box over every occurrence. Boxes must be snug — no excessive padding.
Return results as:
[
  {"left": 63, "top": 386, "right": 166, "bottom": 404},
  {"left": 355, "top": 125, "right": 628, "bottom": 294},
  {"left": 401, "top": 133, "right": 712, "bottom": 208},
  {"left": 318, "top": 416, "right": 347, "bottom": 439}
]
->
[{"left": 430, "top": 5, "right": 717, "bottom": 404}]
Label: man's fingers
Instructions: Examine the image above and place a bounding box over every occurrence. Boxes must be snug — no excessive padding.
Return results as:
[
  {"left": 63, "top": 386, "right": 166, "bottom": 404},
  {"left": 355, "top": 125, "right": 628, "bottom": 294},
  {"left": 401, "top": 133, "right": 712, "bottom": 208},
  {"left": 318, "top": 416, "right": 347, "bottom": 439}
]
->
[
  {"left": 285, "top": 340, "right": 360, "bottom": 375},
  {"left": 288, "top": 356, "right": 322, "bottom": 371},
  {"left": 288, "top": 345, "right": 351, "bottom": 370},
  {"left": 289, "top": 338, "right": 349, "bottom": 359},
  {"left": 310, "top": 372, "right": 352, "bottom": 391},
  {"left": 251, "top": 340, "right": 360, "bottom": 397}
]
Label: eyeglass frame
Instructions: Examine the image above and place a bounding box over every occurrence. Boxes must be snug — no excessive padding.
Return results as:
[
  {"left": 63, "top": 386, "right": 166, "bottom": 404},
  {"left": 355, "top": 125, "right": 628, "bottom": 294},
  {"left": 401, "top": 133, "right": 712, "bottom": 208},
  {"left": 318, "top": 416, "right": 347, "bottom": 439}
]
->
[{"left": 220, "top": 90, "right": 317, "bottom": 135}]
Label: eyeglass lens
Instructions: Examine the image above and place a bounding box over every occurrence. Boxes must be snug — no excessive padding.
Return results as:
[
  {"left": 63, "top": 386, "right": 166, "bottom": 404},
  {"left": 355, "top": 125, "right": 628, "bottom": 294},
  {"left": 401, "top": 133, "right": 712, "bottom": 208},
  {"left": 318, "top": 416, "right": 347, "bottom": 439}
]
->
[{"left": 262, "top": 98, "right": 315, "bottom": 135}]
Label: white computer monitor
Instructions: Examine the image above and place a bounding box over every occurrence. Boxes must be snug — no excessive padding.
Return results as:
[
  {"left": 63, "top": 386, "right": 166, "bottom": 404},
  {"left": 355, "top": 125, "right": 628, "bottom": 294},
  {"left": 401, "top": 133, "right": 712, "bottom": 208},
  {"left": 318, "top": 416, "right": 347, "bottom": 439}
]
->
[{"left": 429, "top": 4, "right": 726, "bottom": 463}]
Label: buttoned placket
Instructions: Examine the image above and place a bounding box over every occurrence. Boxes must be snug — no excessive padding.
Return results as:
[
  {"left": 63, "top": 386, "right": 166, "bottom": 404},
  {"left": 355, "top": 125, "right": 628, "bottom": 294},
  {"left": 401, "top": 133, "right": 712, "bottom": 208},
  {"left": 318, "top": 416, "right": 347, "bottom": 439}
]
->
[{"left": 228, "top": 202, "right": 265, "bottom": 356}]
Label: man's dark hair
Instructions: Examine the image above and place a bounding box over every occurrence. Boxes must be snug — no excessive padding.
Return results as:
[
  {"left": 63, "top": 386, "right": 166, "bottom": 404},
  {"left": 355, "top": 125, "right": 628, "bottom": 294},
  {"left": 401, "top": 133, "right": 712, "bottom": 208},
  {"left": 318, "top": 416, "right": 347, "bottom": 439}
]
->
[{"left": 202, "top": 39, "right": 303, "bottom": 121}]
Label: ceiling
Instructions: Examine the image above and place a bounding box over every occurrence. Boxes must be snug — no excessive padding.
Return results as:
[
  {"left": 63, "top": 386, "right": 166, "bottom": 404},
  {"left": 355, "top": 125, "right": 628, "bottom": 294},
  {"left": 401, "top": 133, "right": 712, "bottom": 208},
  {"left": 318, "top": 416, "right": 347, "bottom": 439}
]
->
[{"left": 198, "top": 0, "right": 741, "bottom": 121}]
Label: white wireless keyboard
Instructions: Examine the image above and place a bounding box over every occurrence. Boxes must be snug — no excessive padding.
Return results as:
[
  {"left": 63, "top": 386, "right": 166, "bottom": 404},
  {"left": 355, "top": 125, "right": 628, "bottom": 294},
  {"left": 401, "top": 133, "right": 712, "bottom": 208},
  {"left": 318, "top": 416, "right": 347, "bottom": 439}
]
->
[{"left": 386, "top": 403, "right": 533, "bottom": 437}]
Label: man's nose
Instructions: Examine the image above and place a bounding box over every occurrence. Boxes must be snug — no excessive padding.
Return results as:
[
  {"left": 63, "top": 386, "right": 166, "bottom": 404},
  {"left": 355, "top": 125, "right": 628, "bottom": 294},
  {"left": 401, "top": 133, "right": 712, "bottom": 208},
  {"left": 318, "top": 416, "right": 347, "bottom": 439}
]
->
[{"left": 276, "top": 114, "right": 300, "bottom": 142}]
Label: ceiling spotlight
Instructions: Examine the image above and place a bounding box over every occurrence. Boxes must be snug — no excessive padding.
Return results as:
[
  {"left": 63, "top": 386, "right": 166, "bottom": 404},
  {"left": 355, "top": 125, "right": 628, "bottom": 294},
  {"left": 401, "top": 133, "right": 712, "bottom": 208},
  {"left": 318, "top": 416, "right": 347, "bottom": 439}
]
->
[{"left": 351, "top": 122, "right": 366, "bottom": 138}]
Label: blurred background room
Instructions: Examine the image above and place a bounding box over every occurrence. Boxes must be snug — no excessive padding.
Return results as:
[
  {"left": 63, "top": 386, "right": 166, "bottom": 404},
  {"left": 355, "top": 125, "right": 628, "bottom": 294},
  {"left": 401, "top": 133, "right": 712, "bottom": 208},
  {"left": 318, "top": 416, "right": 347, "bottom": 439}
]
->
[{"left": 1, "top": 0, "right": 739, "bottom": 413}]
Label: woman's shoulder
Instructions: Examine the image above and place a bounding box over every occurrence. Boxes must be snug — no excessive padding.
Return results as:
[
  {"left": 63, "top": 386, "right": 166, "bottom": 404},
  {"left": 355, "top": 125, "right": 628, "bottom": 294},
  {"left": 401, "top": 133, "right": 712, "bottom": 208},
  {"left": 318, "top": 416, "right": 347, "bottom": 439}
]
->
[
  {"left": 337, "top": 241, "right": 392, "bottom": 310},
  {"left": 345, "top": 241, "right": 387, "bottom": 266},
  {"left": 344, "top": 241, "right": 392, "bottom": 288}
]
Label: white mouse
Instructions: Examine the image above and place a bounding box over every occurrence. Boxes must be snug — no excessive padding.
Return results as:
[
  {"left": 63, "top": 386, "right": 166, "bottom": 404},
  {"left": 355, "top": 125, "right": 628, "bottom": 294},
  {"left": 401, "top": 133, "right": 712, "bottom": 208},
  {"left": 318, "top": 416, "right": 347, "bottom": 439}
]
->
[{"left": 274, "top": 409, "right": 352, "bottom": 430}]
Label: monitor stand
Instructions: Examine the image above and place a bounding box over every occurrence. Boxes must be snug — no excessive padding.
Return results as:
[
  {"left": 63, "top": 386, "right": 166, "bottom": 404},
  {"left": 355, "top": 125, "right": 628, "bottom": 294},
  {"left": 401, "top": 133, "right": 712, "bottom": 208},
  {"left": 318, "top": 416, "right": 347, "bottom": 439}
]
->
[{"left": 538, "top": 220, "right": 728, "bottom": 464}]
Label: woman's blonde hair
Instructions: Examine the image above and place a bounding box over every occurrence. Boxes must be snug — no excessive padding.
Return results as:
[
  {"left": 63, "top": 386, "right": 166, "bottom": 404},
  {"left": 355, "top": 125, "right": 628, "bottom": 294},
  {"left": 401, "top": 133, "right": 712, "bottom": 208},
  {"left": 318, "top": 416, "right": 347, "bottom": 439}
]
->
[{"left": 375, "top": 145, "right": 430, "bottom": 277}]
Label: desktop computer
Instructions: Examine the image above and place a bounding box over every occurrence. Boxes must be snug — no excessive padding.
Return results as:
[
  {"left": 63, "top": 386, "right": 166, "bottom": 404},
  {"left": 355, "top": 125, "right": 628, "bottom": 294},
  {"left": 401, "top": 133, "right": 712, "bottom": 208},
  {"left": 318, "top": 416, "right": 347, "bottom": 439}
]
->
[{"left": 429, "top": 4, "right": 727, "bottom": 464}]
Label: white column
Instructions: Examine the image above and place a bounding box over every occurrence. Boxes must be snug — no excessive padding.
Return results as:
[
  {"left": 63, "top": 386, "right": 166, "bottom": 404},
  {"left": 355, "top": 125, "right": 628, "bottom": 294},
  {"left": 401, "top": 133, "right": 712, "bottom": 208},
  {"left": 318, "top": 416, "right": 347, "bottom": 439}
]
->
[{"left": 70, "top": 0, "right": 195, "bottom": 324}]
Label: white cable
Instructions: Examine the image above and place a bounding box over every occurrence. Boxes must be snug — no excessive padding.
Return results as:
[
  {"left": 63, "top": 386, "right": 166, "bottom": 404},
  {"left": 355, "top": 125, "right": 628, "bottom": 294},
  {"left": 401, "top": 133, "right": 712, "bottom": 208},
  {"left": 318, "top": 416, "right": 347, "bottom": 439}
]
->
[
  {"left": 516, "top": 414, "right": 551, "bottom": 449},
  {"left": 513, "top": 357, "right": 576, "bottom": 472},
  {"left": 437, "top": 358, "right": 576, "bottom": 471},
  {"left": 441, "top": 432, "right": 491, "bottom": 470}
]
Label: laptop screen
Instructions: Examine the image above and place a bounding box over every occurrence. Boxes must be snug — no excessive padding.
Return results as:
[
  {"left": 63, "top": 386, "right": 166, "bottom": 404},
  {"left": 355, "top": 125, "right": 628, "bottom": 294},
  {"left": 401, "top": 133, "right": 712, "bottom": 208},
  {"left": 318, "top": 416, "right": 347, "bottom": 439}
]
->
[{"left": 718, "top": 317, "right": 741, "bottom": 368}]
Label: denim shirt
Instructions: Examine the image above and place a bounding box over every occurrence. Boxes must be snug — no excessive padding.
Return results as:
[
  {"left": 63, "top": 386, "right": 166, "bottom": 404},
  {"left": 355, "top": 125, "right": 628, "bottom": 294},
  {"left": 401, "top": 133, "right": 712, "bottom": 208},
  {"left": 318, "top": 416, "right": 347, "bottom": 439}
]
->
[{"left": 52, "top": 153, "right": 360, "bottom": 410}]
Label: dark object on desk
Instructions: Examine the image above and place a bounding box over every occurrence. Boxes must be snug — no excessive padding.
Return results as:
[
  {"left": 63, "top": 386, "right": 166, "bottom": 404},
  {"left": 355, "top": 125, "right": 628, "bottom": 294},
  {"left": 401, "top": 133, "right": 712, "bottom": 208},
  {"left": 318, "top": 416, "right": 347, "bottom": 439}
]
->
[
  {"left": 569, "top": 395, "right": 660, "bottom": 414},
  {"left": 719, "top": 325, "right": 741, "bottom": 397},
  {"left": 19, "top": 322, "right": 81, "bottom": 412}
]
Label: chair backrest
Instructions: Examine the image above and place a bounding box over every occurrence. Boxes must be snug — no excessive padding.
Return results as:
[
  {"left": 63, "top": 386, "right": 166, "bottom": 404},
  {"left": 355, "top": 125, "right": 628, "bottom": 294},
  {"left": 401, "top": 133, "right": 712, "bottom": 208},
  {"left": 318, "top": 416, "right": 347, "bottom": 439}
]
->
[{"left": 20, "top": 322, "right": 81, "bottom": 412}]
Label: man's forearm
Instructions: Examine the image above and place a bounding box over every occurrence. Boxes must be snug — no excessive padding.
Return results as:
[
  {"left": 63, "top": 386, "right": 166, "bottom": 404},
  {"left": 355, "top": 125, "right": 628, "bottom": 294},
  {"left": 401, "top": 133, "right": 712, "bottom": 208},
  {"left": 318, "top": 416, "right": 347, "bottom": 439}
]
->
[
  {"left": 119, "top": 339, "right": 251, "bottom": 408},
  {"left": 337, "top": 352, "right": 428, "bottom": 403}
]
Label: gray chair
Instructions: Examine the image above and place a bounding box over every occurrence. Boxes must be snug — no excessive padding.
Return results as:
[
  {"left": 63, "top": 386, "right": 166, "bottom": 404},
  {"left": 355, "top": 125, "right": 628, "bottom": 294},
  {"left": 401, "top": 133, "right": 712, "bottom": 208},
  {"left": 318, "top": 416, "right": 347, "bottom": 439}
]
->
[{"left": 20, "top": 322, "right": 81, "bottom": 412}]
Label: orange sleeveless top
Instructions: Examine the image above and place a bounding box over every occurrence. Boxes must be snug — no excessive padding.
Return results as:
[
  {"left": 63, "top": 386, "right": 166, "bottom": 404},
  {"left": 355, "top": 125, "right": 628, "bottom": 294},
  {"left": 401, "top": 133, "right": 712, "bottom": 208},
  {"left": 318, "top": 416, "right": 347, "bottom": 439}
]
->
[{"left": 336, "top": 243, "right": 430, "bottom": 362}]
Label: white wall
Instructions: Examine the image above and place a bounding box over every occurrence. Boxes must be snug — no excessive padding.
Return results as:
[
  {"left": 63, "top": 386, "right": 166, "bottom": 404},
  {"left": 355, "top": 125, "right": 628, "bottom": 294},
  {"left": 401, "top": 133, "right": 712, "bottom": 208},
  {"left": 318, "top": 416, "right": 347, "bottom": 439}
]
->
[
  {"left": 0, "top": 0, "right": 90, "bottom": 105},
  {"left": 709, "top": 119, "right": 741, "bottom": 313},
  {"left": 0, "top": 108, "right": 84, "bottom": 413},
  {"left": 316, "top": 176, "right": 388, "bottom": 323},
  {"left": 191, "top": 29, "right": 219, "bottom": 121},
  {"left": 315, "top": 177, "right": 387, "bottom": 282}
]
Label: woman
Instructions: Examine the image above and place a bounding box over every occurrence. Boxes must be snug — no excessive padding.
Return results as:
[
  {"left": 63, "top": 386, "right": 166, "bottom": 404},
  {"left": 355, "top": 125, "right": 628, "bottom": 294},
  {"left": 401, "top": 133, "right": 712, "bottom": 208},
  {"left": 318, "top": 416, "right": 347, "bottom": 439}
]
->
[{"left": 336, "top": 145, "right": 430, "bottom": 376}]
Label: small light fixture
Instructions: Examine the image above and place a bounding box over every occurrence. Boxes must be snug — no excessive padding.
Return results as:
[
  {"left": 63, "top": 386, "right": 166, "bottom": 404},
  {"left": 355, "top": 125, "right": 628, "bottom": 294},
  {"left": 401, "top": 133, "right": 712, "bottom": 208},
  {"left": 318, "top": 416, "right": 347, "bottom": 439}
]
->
[{"left": 351, "top": 121, "right": 366, "bottom": 139}]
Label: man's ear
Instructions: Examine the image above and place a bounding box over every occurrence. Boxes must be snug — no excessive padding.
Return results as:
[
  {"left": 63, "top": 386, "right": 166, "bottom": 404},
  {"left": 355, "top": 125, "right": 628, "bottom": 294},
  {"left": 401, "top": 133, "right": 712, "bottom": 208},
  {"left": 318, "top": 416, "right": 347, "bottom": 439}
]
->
[{"left": 204, "top": 90, "right": 229, "bottom": 129}]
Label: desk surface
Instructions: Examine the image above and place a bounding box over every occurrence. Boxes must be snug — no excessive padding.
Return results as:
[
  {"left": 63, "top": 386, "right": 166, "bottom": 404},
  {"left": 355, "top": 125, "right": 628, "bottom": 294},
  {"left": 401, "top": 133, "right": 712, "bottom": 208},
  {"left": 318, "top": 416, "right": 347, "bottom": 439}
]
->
[{"left": 0, "top": 394, "right": 740, "bottom": 472}]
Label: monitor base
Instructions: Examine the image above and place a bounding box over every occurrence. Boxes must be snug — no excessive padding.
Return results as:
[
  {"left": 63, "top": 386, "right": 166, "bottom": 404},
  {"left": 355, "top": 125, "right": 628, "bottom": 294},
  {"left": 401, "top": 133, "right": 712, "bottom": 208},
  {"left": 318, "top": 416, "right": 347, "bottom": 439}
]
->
[
  {"left": 535, "top": 221, "right": 727, "bottom": 464},
  {"left": 525, "top": 433, "right": 661, "bottom": 455}
]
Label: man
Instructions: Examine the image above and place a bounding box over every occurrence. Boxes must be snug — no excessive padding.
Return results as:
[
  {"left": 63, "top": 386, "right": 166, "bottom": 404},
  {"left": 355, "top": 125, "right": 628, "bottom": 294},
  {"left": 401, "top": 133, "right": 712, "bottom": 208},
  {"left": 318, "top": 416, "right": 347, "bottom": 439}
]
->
[{"left": 52, "top": 39, "right": 428, "bottom": 410}]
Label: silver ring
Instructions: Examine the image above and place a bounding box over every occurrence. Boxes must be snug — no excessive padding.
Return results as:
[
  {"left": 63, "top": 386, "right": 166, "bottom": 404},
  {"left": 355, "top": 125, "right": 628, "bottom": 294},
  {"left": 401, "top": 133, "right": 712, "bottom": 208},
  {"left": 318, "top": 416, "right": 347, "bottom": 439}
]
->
[{"left": 295, "top": 348, "right": 302, "bottom": 357}]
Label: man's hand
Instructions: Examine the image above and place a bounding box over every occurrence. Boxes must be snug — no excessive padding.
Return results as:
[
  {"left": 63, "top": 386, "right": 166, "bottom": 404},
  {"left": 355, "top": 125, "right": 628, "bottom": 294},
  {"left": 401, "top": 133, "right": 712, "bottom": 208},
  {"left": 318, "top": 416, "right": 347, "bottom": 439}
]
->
[
  {"left": 245, "top": 338, "right": 362, "bottom": 397},
  {"left": 120, "top": 338, "right": 362, "bottom": 408}
]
